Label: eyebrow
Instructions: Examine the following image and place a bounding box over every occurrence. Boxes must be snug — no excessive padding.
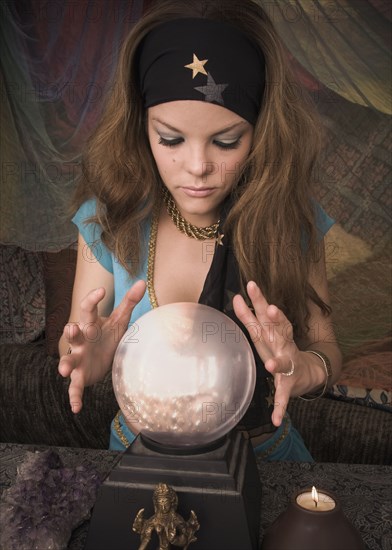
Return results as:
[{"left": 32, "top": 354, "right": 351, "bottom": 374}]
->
[{"left": 151, "top": 117, "right": 247, "bottom": 135}]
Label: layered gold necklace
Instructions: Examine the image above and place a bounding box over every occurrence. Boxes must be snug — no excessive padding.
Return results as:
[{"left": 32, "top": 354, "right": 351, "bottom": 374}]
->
[{"left": 161, "top": 186, "right": 220, "bottom": 240}]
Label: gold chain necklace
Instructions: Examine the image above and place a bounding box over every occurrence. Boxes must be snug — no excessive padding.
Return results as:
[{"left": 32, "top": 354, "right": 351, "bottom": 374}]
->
[
  {"left": 147, "top": 207, "right": 160, "bottom": 309},
  {"left": 161, "top": 186, "right": 220, "bottom": 240}
]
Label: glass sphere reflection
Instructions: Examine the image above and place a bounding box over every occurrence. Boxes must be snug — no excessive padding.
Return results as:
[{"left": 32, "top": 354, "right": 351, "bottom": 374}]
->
[{"left": 112, "top": 303, "right": 256, "bottom": 447}]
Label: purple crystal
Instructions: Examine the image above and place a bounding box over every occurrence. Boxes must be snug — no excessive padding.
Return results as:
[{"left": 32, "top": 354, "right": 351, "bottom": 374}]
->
[{"left": 0, "top": 450, "right": 102, "bottom": 550}]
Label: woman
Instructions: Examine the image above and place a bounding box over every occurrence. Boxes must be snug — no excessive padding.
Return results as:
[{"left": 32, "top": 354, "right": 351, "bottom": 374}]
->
[{"left": 58, "top": 0, "right": 342, "bottom": 460}]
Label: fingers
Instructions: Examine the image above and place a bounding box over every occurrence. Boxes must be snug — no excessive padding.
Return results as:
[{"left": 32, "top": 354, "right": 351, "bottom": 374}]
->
[
  {"left": 79, "top": 287, "right": 106, "bottom": 325},
  {"left": 59, "top": 282, "right": 146, "bottom": 414},
  {"left": 233, "top": 282, "right": 271, "bottom": 339},
  {"left": 122, "top": 279, "right": 147, "bottom": 308},
  {"left": 245, "top": 281, "right": 269, "bottom": 318},
  {"left": 233, "top": 286, "right": 275, "bottom": 361},
  {"left": 233, "top": 282, "right": 293, "bottom": 348},
  {"left": 232, "top": 293, "right": 261, "bottom": 342},
  {"left": 265, "top": 304, "right": 294, "bottom": 343},
  {"left": 247, "top": 281, "right": 292, "bottom": 339},
  {"left": 268, "top": 358, "right": 293, "bottom": 427},
  {"left": 265, "top": 356, "right": 295, "bottom": 376},
  {"left": 58, "top": 355, "right": 73, "bottom": 378},
  {"left": 272, "top": 383, "right": 288, "bottom": 427},
  {"left": 58, "top": 323, "right": 82, "bottom": 378},
  {"left": 234, "top": 280, "right": 299, "bottom": 428},
  {"left": 65, "top": 322, "right": 84, "bottom": 346},
  {"left": 110, "top": 280, "right": 146, "bottom": 326},
  {"left": 58, "top": 348, "right": 84, "bottom": 413},
  {"left": 68, "top": 370, "right": 85, "bottom": 414},
  {"left": 267, "top": 356, "right": 298, "bottom": 426}
]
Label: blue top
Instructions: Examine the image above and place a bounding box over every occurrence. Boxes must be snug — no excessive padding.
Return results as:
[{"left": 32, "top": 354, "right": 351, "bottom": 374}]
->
[{"left": 72, "top": 198, "right": 334, "bottom": 326}]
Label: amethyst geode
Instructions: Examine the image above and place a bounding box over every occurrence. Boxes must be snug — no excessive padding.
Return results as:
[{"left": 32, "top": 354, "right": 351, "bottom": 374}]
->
[{"left": 0, "top": 450, "right": 101, "bottom": 550}]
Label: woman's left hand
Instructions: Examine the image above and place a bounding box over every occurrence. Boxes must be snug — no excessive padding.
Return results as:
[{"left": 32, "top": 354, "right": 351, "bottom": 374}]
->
[{"left": 233, "top": 281, "right": 305, "bottom": 427}]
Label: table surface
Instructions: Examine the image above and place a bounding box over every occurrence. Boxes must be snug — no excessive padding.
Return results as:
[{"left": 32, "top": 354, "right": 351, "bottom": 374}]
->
[{"left": 1, "top": 443, "right": 391, "bottom": 550}]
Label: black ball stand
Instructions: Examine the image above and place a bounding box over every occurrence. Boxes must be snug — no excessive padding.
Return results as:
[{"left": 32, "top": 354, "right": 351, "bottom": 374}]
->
[{"left": 85, "top": 430, "right": 261, "bottom": 550}]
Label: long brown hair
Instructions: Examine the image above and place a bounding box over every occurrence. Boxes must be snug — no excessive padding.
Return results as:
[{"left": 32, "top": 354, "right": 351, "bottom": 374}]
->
[{"left": 73, "top": 0, "right": 330, "bottom": 336}]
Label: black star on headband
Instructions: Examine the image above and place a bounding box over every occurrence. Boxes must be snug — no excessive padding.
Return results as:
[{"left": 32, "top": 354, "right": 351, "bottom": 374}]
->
[{"left": 194, "top": 73, "right": 228, "bottom": 106}]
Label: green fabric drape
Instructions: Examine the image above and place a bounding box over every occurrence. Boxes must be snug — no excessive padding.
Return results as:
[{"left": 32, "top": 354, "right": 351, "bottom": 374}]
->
[{"left": 258, "top": 0, "right": 391, "bottom": 114}]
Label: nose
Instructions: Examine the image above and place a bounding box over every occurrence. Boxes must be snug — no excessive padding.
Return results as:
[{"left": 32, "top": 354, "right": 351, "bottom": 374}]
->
[{"left": 184, "top": 143, "right": 215, "bottom": 179}]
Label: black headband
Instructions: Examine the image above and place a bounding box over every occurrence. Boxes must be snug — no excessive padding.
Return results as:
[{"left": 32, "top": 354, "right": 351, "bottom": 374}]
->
[{"left": 137, "top": 18, "right": 265, "bottom": 125}]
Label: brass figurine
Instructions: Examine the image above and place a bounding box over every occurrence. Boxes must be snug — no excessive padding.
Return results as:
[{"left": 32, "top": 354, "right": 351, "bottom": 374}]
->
[{"left": 133, "top": 483, "right": 200, "bottom": 550}]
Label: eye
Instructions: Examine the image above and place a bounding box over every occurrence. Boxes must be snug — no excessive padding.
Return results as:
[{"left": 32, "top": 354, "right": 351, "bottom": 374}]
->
[
  {"left": 158, "top": 136, "right": 184, "bottom": 148},
  {"left": 214, "top": 138, "right": 241, "bottom": 150}
]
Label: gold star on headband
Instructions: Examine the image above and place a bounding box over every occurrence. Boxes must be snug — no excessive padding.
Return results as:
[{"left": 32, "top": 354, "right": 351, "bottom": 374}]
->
[{"left": 184, "top": 54, "right": 208, "bottom": 79}]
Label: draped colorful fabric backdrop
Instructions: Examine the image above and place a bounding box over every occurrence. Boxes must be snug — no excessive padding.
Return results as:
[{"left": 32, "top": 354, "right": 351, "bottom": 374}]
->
[{"left": 1, "top": 0, "right": 390, "bottom": 254}]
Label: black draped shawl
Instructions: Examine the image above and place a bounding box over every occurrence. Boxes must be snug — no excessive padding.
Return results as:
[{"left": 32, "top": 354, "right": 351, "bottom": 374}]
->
[{"left": 198, "top": 200, "right": 276, "bottom": 436}]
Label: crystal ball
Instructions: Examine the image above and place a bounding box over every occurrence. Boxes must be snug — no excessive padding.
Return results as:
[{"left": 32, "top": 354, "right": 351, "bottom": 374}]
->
[{"left": 112, "top": 302, "right": 256, "bottom": 448}]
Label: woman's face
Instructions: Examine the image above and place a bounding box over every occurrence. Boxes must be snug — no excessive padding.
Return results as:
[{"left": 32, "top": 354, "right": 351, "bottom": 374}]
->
[{"left": 147, "top": 100, "right": 253, "bottom": 227}]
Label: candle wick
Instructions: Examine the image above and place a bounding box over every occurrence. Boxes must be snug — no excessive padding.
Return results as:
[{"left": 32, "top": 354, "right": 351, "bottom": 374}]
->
[{"left": 315, "top": 501, "right": 318, "bottom": 508}]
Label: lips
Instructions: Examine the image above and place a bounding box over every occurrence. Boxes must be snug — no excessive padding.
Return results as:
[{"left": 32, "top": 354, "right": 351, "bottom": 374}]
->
[{"left": 181, "top": 187, "right": 215, "bottom": 197}]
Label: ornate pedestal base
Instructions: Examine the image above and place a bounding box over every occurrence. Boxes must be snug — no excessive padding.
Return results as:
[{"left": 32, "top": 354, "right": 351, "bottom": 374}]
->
[{"left": 85, "top": 431, "right": 261, "bottom": 550}]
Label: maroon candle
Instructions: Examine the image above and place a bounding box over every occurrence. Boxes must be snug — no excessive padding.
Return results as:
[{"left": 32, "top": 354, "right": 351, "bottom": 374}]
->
[{"left": 261, "top": 486, "right": 365, "bottom": 550}]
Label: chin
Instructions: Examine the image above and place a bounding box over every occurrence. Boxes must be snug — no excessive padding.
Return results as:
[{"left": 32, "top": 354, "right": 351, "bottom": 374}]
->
[{"left": 180, "top": 208, "right": 219, "bottom": 227}]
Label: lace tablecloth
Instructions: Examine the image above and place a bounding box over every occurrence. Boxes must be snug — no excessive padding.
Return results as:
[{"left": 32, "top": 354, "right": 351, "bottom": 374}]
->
[{"left": 1, "top": 443, "right": 391, "bottom": 550}]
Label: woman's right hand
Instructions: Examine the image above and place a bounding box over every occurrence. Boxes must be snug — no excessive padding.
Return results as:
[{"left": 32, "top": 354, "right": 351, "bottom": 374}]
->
[{"left": 58, "top": 279, "right": 146, "bottom": 413}]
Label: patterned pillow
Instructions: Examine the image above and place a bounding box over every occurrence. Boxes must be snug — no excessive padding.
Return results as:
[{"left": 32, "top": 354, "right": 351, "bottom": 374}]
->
[
  {"left": 327, "top": 385, "right": 392, "bottom": 412},
  {"left": 326, "top": 244, "right": 392, "bottom": 412},
  {"left": 0, "top": 245, "right": 45, "bottom": 344},
  {"left": 328, "top": 336, "right": 392, "bottom": 412}
]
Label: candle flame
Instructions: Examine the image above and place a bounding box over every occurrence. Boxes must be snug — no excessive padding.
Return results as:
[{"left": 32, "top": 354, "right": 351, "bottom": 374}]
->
[{"left": 311, "top": 486, "right": 319, "bottom": 506}]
